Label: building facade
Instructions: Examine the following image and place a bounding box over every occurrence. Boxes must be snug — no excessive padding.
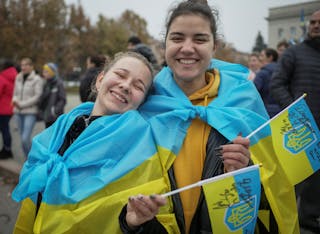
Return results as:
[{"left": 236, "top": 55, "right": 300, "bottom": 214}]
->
[{"left": 267, "top": 1, "right": 320, "bottom": 48}]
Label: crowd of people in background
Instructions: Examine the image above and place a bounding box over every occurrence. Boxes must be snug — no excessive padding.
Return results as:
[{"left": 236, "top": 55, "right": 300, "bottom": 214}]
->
[{"left": 0, "top": 3, "right": 319, "bottom": 233}]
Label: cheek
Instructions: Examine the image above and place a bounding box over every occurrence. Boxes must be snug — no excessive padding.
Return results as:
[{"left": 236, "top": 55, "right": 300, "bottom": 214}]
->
[{"left": 131, "top": 91, "right": 146, "bottom": 106}]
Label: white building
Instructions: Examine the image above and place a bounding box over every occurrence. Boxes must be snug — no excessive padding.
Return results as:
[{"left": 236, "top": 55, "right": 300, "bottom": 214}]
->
[{"left": 267, "top": 1, "right": 320, "bottom": 48}]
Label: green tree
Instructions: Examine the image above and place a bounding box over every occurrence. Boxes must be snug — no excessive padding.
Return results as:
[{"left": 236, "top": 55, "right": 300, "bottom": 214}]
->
[
  {"left": 252, "top": 31, "right": 266, "bottom": 53},
  {"left": 65, "top": 4, "right": 97, "bottom": 75},
  {"left": 95, "top": 15, "right": 129, "bottom": 57},
  {"left": 119, "top": 10, "right": 151, "bottom": 43},
  {"left": 0, "top": 0, "right": 68, "bottom": 72}
]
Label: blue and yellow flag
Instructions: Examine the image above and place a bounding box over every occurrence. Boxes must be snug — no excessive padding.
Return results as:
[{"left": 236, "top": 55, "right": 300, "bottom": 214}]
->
[
  {"left": 12, "top": 102, "right": 181, "bottom": 234},
  {"left": 250, "top": 96, "right": 320, "bottom": 233},
  {"left": 202, "top": 165, "right": 261, "bottom": 234}
]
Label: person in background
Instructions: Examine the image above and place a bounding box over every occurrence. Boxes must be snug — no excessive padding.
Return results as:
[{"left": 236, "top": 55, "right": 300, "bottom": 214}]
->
[
  {"left": 127, "top": 35, "right": 160, "bottom": 71},
  {"left": 119, "top": 0, "right": 270, "bottom": 233},
  {"left": 271, "top": 10, "right": 320, "bottom": 234},
  {"left": 0, "top": 58, "right": 18, "bottom": 159},
  {"left": 12, "top": 57, "right": 43, "bottom": 158},
  {"left": 247, "top": 52, "right": 262, "bottom": 81},
  {"left": 276, "top": 40, "right": 289, "bottom": 57},
  {"left": 254, "top": 48, "right": 281, "bottom": 118},
  {"left": 38, "top": 63, "right": 66, "bottom": 128},
  {"left": 79, "top": 54, "right": 108, "bottom": 102}
]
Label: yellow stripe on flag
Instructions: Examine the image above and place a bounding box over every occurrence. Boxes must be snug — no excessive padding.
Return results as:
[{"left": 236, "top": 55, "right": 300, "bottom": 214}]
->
[
  {"left": 203, "top": 175, "right": 243, "bottom": 233},
  {"left": 271, "top": 109, "right": 314, "bottom": 185}
]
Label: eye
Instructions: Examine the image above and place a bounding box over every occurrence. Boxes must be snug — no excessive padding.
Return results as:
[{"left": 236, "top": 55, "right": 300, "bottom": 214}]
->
[
  {"left": 194, "top": 36, "right": 209, "bottom": 44},
  {"left": 114, "top": 71, "right": 125, "bottom": 79},
  {"left": 169, "top": 34, "right": 184, "bottom": 43},
  {"left": 133, "top": 83, "right": 145, "bottom": 92}
]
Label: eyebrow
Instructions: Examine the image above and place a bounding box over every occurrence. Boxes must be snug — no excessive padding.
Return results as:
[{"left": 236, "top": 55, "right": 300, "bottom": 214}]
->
[
  {"left": 115, "top": 68, "right": 148, "bottom": 90},
  {"left": 169, "top": 32, "right": 211, "bottom": 38}
]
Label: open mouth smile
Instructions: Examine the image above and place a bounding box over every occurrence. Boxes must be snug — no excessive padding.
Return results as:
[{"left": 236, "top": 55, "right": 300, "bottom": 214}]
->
[{"left": 110, "top": 91, "right": 128, "bottom": 103}]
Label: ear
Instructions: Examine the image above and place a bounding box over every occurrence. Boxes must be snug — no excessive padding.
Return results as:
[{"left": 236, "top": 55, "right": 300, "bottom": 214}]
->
[{"left": 95, "top": 72, "right": 104, "bottom": 91}]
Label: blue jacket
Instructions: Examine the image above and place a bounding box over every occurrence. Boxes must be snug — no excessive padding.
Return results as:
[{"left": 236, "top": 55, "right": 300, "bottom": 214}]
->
[{"left": 254, "top": 62, "right": 281, "bottom": 118}]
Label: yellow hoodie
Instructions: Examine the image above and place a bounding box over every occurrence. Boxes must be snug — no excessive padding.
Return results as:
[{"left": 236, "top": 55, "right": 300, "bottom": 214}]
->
[{"left": 173, "top": 69, "right": 220, "bottom": 233}]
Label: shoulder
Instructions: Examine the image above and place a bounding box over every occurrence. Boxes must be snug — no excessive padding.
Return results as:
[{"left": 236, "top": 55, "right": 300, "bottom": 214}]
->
[
  {"left": 30, "top": 71, "right": 42, "bottom": 81},
  {"left": 210, "top": 59, "right": 250, "bottom": 82}
]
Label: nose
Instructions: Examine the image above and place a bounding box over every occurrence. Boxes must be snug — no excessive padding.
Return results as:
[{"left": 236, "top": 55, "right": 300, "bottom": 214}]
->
[
  {"left": 180, "top": 39, "right": 195, "bottom": 53},
  {"left": 118, "top": 79, "right": 131, "bottom": 94}
]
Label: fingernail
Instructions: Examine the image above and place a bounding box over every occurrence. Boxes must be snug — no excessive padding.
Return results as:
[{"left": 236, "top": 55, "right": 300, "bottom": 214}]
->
[
  {"left": 214, "top": 146, "right": 222, "bottom": 151},
  {"left": 129, "top": 196, "right": 134, "bottom": 201},
  {"left": 138, "top": 195, "right": 143, "bottom": 200},
  {"left": 150, "top": 194, "right": 156, "bottom": 200}
]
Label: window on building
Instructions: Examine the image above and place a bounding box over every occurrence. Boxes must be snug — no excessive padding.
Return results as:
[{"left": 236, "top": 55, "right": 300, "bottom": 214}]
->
[{"left": 278, "top": 28, "right": 284, "bottom": 39}]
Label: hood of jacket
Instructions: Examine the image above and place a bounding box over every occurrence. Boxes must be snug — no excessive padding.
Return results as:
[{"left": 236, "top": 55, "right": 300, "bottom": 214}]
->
[{"left": 0, "top": 67, "right": 17, "bottom": 83}]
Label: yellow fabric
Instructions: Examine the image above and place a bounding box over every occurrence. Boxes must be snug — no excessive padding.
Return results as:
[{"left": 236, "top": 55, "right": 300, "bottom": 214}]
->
[
  {"left": 271, "top": 109, "right": 314, "bottom": 185},
  {"left": 14, "top": 147, "right": 180, "bottom": 234},
  {"left": 13, "top": 198, "right": 36, "bottom": 234},
  {"left": 43, "top": 64, "right": 55, "bottom": 77},
  {"left": 202, "top": 175, "right": 243, "bottom": 234},
  {"left": 173, "top": 70, "right": 220, "bottom": 233},
  {"left": 258, "top": 210, "right": 270, "bottom": 232},
  {"left": 251, "top": 136, "right": 300, "bottom": 234}
]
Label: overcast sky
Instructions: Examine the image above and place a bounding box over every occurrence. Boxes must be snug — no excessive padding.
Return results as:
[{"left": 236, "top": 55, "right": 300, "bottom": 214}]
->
[{"left": 66, "top": 0, "right": 312, "bottom": 52}]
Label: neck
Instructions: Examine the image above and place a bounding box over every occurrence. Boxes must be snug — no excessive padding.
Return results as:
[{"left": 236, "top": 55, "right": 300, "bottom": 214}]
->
[{"left": 175, "top": 75, "right": 207, "bottom": 97}]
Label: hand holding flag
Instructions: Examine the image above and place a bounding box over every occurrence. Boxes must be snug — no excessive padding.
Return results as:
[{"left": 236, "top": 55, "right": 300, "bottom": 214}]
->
[{"left": 162, "top": 165, "right": 261, "bottom": 234}]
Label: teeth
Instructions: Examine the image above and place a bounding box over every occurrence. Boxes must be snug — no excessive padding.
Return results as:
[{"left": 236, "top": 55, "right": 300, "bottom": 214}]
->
[
  {"left": 179, "top": 59, "right": 196, "bottom": 64},
  {"left": 111, "top": 91, "right": 126, "bottom": 103}
]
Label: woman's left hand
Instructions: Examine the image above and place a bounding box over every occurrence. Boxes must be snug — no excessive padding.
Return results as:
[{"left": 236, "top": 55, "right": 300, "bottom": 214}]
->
[
  {"left": 220, "top": 135, "right": 250, "bottom": 172},
  {"left": 125, "top": 194, "right": 166, "bottom": 229}
]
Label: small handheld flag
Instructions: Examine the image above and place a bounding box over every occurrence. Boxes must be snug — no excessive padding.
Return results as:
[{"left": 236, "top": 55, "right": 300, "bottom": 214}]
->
[{"left": 162, "top": 165, "right": 261, "bottom": 234}]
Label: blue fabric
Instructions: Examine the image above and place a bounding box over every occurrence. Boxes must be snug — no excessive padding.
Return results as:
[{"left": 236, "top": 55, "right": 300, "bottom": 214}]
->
[
  {"left": 140, "top": 59, "right": 269, "bottom": 146},
  {"left": 15, "top": 113, "right": 37, "bottom": 157},
  {"left": 12, "top": 102, "right": 160, "bottom": 204},
  {"left": 254, "top": 62, "right": 281, "bottom": 118}
]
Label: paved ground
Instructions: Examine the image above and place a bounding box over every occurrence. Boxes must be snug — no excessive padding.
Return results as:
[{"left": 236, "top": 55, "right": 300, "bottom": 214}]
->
[{"left": 0, "top": 93, "right": 80, "bottom": 234}]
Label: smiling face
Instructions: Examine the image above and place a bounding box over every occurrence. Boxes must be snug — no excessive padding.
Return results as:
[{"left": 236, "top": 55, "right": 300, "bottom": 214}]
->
[
  {"left": 165, "top": 14, "right": 215, "bottom": 96},
  {"left": 92, "top": 56, "right": 152, "bottom": 116}
]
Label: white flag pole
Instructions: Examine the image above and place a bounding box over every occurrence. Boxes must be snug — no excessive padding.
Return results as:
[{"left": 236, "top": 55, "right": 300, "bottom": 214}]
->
[
  {"left": 245, "top": 93, "right": 306, "bottom": 139},
  {"left": 161, "top": 164, "right": 260, "bottom": 197}
]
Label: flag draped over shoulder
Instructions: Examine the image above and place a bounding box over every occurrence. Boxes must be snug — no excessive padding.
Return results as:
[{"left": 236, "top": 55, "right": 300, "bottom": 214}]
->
[
  {"left": 140, "top": 59, "right": 269, "bottom": 145},
  {"left": 250, "top": 97, "right": 320, "bottom": 233},
  {"left": 12, "top": 102, "right": 182, "bottom": 234},
  {"left": 202, "top": 165, "right": 261, "bottom": 234}
]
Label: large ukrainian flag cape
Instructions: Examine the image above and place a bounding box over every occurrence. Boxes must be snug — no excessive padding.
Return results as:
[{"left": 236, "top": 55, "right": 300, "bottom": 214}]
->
[
  {"left": 12, "top": 59, "right": 268, "bottom": 234},
  {"left": 12, "top": 103, "right": 184, "bottom": 234}
]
